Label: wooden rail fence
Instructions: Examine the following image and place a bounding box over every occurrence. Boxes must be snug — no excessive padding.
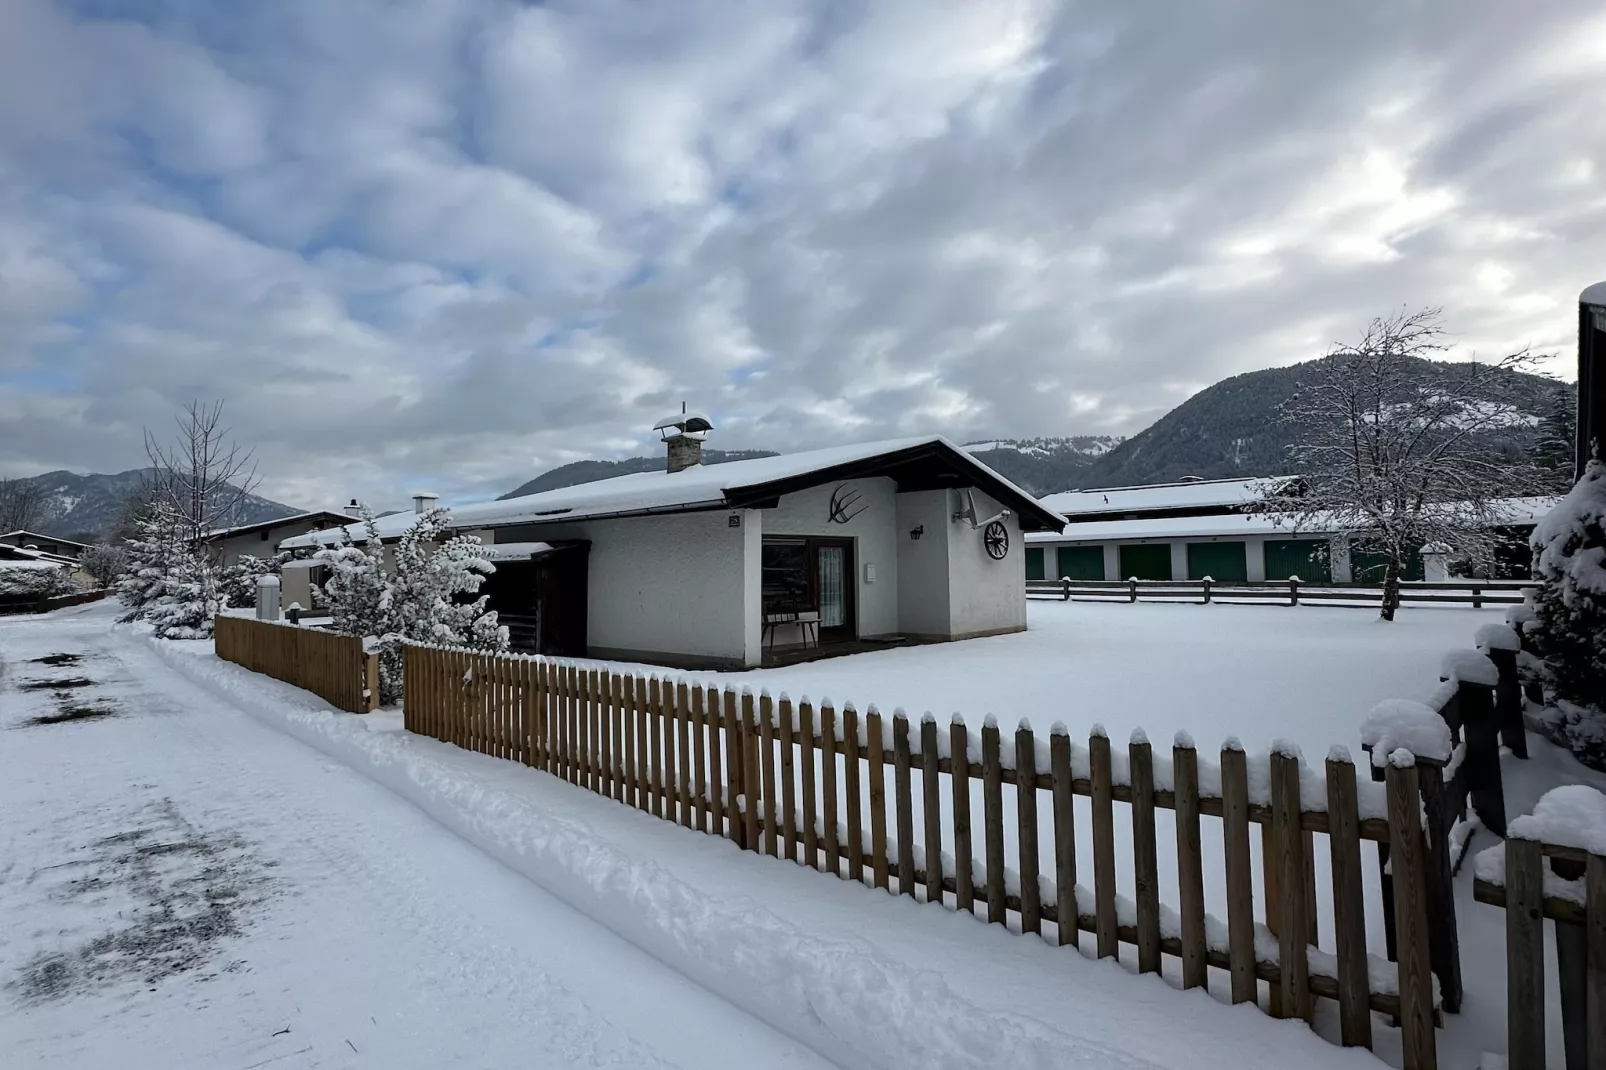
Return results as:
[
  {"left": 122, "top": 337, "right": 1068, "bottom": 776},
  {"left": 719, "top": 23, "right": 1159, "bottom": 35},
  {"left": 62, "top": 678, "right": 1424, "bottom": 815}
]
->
[
  {"left": 215, "top": 614, "right": 379, "bottom": 714},
  {"left": 403, "top": 643, "right": 1445, "bottom": 1067},
  {"left": 1027, "top": 577, "right": 1531, "bottom": 608}
]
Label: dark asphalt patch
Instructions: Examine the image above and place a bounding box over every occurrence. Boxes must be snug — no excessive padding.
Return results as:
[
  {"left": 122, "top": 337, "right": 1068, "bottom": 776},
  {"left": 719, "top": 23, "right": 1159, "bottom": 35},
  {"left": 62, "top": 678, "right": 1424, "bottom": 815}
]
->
[
  {"left": 19, "top": 676, "right": 95, "bottom": 691},
  {"left": 30, "top": 653, "right": 84, "bottom": 667}
]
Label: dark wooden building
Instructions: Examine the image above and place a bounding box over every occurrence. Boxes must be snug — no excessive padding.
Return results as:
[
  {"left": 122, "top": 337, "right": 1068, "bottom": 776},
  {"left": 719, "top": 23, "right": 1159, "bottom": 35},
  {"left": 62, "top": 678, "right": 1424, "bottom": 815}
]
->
[{"left": 1580, "top": 282, "right": 1606, "bottom": 478}]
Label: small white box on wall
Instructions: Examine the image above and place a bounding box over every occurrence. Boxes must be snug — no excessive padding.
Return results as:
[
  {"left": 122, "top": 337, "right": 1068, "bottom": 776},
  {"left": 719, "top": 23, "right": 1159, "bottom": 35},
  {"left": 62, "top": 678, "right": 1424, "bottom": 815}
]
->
[{"left": 863, "top": 562, "right": 876, "bottom": 584}]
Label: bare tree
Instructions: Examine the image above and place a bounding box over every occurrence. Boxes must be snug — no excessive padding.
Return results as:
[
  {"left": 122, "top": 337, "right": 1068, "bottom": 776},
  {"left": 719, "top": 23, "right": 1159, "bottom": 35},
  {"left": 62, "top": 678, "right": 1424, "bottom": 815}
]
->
[
  {"left": 144, "top": 400, "right": 262, "bottom": 545},
  {"left": 0, "top": 477, "right": 47, "bottom": 532},
  {"left": 1254, "top": 309, "right": 1551, "bottom": 620}
]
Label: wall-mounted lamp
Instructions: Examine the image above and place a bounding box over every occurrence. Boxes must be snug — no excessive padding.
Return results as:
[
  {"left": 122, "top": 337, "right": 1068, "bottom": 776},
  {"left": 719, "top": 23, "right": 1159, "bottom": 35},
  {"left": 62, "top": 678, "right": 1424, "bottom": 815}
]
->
[{"left": 909, "top": 525, "right": 924, "bottom": 540}]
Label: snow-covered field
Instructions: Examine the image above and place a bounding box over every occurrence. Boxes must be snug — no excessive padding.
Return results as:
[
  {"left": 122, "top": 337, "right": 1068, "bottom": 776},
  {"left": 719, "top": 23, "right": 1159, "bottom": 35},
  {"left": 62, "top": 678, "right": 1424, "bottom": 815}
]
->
[{"left": 5, "top": 599, "right": 1600, "bottom": 1069}]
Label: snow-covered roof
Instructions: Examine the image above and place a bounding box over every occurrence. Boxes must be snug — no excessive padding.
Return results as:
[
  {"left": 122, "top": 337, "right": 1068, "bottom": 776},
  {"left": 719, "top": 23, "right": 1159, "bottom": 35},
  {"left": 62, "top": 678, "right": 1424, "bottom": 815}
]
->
[
  {"left": 1580, "top": 281, "right": 1606, "bottom": 306},
  {"left": 204, "top": 510, "right": 358, "bottom": 541},
  {"left": 0, "top": 529, "right": 89, "bottom": 550},
  {"left": 281, "top": 435, "right": 1064, "bottom": 549},
  {"left": 1042, "top": 477, "right": 1291, "bottom": 518},
  {"left": 480, "top": 542, "right": 556, "bottom": 561},
  {"left": 1026, "top": 495, "right": 1562, "bottom": 544},
  {"left": 0, "top": 558, "right": 67, "bottom": 571},
  {"left": 0, "top": 543, "right": 77, "bottom": 566}
]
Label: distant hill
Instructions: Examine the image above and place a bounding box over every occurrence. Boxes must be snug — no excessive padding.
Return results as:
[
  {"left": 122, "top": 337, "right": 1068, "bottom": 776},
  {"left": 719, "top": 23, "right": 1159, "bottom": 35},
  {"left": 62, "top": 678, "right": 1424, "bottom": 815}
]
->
[
  {"left": 1078, "top": 357, "right": 1569, "bottom": 489},
  {"left": 498, "top": 449, "right": 780, "bottom": 500},
  {"left": 959, "top": 436, "right": 1123, "bottom": 495},
  {"left": 12, "top": 469, "right": 301, "bottom": 541}
]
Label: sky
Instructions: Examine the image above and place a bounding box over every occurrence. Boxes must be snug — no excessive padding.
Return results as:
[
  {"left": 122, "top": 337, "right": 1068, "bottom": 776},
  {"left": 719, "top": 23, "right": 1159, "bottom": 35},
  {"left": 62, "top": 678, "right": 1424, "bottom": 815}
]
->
[{"left": 1, "top": 0, "right": 1603, "bottom": 510}]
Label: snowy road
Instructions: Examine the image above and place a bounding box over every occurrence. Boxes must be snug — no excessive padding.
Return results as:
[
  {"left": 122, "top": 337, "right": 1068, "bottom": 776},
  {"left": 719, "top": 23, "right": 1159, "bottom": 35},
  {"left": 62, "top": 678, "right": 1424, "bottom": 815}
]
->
[{"left": 0, "top": 607, "right": 829, "bottom": 1069}]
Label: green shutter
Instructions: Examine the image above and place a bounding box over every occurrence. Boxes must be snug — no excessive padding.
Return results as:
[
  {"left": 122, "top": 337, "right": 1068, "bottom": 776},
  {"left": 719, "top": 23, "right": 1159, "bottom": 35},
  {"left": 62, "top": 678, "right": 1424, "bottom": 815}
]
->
[
  {"left": 1186, "top": 541, "right": 1247, "bottom": 582},
  {"left": 1263, "top": 539, "right": 1332, "bottom": 582},
  {"left": 1025, "top": 546, "right": 1046, "bottom": 581},
  {"left": 1117, "top": 543, "right": 1172, "bottom": 581},
  {"left": 1056, "top": 545, "right": 1105, "bottom": 580}
]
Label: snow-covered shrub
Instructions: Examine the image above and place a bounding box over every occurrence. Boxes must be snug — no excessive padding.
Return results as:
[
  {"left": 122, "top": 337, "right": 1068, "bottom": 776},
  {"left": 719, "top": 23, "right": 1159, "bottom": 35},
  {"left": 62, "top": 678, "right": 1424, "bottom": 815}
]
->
[
  {"left": 145, "top": 548, "right": 223, "bottom": 639},
  {"left": 0, "top": 562, "right": 75, "bottom": 601},
  {"left": 1527, "top": 459, "right": 1606, "bottom": 768},
  {"left": 117, "top": 503, "right": 185, "bottom": 621},
  {"left": 78, "top": 544, "right": 127, "bottom": 589},
  {"left": 315, "top": 509, "right": 390, "bottom": 641},
  {"left": 219, "top": 551, "right": 302, "bottom": 608}
]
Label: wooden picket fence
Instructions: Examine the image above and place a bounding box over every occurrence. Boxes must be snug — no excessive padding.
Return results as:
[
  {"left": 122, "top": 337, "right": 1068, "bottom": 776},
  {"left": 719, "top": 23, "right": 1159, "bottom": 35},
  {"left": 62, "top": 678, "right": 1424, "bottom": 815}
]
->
[
  {"left": 403, "top": 643, "right": 1446, "bottom": 1067},
  {"left": 215, "top": 614, "right": 379, "bottom": 714},
  {"left": 1027, "top": 576, "right": 1530, "bottom": 608}
]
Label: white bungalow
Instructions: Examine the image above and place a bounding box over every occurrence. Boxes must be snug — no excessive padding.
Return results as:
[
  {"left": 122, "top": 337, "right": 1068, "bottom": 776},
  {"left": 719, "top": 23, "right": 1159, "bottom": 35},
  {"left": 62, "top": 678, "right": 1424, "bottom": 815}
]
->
[{"left": 281, "top": 416, "right": 1065, "bottom": 668}]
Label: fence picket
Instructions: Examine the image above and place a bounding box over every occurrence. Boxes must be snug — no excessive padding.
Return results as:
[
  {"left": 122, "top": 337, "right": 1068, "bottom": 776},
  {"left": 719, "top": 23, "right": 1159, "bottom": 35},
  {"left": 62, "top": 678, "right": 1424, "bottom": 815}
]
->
[
  {"left": 1585, "top": 854, "right": 1606, "bottom": 1070},
  {"left": 760, "top": 692, "right": 779, "bottom": 857},
  {"left": 921, "top": 716, "right": 943, "bottom": 903},
  {"left": 742, "top": 690, "right": 760, "bottom": 850},
  {"left": 638, "top": 676, "right": 653, "bottom": 812},
  {"left": 894, "top": 713, "right": 914, "bottom": 896},
  {"left": 844, "top": 706, "right": 864, "bottom": 883},
  {"left": 1386, "top": 760, "right": 1436, "bottom": 1070},
  {"left": 1051, "top": 726, "right": 1077, "bottom": 948},
  {"left": 651, "top": 677, "right": 666, "bottom": 817},
  {"left": 690, "top": 685, "right": 707, "bottom": 826},
  {"left": 706, "top": 686, "right": 723, "bottom": 837},
  {"left": 1221, "top": 743, "right": 1256, "bottom": 1004},
  {"left": 982, "top": 719, "right": 1006, "bottom": 925},
  {"left": 678, "top": 682, "right": 693, "bottom": 829},
  {"left": 1325, "top": 751, "right": 1371, "bottom": 1048},
  {"left": 779, "top": 695, "right": 797, "bottom": 858},
  {"left": 821, "top": 703, "right": 840, "bottom": 875},
  {"left": 1090, "top": 730, "right": 1118, "bottom": 958},
  {"left": 800, "top": 700, "right": 818, "bottom": 867},
  {"left": 1271, "top": 750, "right": 1310, "bottom": 1018},
  {"left": 952, "top": 717, "right": 974, "bottom": 914},
  {"left": 1505, "top": 836, "right": 1544, "bottom": 1069},
  {"left": 723, "top": 688, "right": 741, "bottom": 847},
  {"left": 1016, "top": 721, "right": 1041, "bottom": 935},
  {"left": 1131, "top": 735, "right": 1160, "bottom": 973},
  {"left": 867, "top": 709, "right": 889, "bottom": 890},
  {"left": 1174, "top": 736, "right": 1206, "bottom": 989}
]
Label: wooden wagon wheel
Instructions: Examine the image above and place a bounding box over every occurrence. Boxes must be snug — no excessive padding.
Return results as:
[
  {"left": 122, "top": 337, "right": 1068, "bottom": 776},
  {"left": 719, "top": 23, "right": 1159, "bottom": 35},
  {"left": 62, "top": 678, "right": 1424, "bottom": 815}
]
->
[{"left": 983, "top": 520, "right": 1009, "bottom": 560}]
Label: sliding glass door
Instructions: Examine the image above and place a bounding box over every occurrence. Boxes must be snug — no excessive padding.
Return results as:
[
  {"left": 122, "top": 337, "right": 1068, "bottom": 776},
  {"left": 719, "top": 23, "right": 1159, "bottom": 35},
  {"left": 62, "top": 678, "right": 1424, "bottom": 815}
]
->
[{"left": 761, "top": 536, "right": 856, "bottom": 643}]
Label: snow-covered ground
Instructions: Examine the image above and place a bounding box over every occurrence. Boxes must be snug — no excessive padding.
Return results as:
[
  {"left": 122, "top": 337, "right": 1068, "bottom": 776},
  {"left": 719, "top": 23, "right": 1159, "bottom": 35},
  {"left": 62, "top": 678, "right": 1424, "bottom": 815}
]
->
[{"left": 2, "top": 602, "right": 1383, "bottom": 1069}]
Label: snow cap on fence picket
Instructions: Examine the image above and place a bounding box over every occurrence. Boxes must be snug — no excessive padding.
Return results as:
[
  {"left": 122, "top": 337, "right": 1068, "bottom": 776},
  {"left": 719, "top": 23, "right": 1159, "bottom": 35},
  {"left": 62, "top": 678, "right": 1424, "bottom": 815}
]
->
[
  {"left": 1017, "top": 717, "right": 1031, "bottom": 732},
  {"left": 983, "top": 713, "right": 998, "bottom": 729},
  {"left": 1328, "top": 744, "right": 1354, "bottom": 764},
  {"left": 1130, "top": 727, "right": 1148, "bottom": 745},
  {"left": 921, "top": 711, "right": 935, "bottom": 724},
  {"left": 1174, "top": 729, "right": 1195, "bottom": 749},
  {"left": 950, "top": 711, "right": 964, "bottom": 725},
  {"left": 1360, "top": 698, "right": 1451, "bottom": 766},
  {"left": 1271, "top": 738, "right": 1302, "bottom": 761},
  {"left": 1507, "top": 785, "right": 1606, "bottom": 855},
  {"left": 1474, "top": 622, "right": 1521, "bottom": 652},
  {"left": 1051, "top": 720, "right": 1069, "bottom": 737},
  {"left": 1222, "top": 735, "right": 1243, "bottom": 752},
  {"left": 1440, "top": 648, "right": 1499, "bottom": 687},
  {"left": 1388, "top": 747, "right": 1417, "bottom": 769},
  {"left": 1090, "top": 722, "right": 1108, "bottom": 738},
  {"left": 893, "top": 706, "right": 908, "bottom": 721}
]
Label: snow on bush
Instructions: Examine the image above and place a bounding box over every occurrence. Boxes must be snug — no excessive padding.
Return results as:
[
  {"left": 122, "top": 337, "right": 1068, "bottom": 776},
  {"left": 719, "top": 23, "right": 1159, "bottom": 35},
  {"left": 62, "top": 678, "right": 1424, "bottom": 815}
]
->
[
  {"left": 116, "top": 502, "right": 185, "bottom": 620},
  {"left": 115, "top": 499, "right": 223, "bottom": 638},
  {"left": 0, "top": 561, "right": 76, "bottom": 600},
  {"left": 317, "top": 505, "right": 508, "bottom": 704},
  {"left": 219, "top": 551, "right": 301, "bottom": 608},
  {"left": 1526, "top": 459, "right": 1606, "bottom": 769},
  {"left": 145, "top": 545, "right": 223, "bottom": 639}
]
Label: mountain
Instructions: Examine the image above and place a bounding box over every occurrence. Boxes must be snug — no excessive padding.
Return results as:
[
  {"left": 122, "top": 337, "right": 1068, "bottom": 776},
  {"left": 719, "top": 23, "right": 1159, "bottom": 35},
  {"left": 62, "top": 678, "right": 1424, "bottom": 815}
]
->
[
  {"left": 958, "top": 436, "right": 1123, "bottom": 495},
  {"left": 1077, "top": 358, "right": 1570, "bottom": 489},
  {"left": 498, "top": 449, "right": 780, "bottom": 499},
  {"left": 9, "top": 469, "right": 302, "bottom": 541}
]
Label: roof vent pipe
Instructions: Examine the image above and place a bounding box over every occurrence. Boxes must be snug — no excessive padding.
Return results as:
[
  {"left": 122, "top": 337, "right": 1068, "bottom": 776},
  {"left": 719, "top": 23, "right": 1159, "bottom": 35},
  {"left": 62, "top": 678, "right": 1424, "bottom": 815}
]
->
[{"left": 412, "top": 491, "right": 439, "bottom": 514}]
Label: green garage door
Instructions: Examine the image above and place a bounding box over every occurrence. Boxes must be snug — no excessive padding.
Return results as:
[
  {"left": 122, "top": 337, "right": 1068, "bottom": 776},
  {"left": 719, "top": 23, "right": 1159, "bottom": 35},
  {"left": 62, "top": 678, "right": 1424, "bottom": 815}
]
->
[
  {"left": 1118, "top": 543, "right": 1172, "bottom": 581},
  {"left": 1263, "top": 539, "right": 1332, "bottom": 582},
  {"left": 1186, "top": 541, "right": 1247, "bottom": 582},
  {"left": 1349, "top": 543, "right": 1423, "bottom": 583},
  {"left": 1025, "top": 546, "right": 1047, "bottom": 581},
  {"left": 1056, "top": 545, "right": 1106, "bottom": 580}
]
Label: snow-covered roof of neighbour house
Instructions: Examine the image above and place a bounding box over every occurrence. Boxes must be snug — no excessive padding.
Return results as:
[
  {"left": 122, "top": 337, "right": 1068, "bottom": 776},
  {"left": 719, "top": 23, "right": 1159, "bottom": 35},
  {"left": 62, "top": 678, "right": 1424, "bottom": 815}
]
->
[
  {"left": 479, "top": 542, "right": 557, "bottom": 561},
  {"left": 0, "top": 543, "right": 76, "bottom": 566},
  {"left": 1041, "top": 476, "right": 1294, "bottom": 519},
  {"left": 280, "top": 435, "right": 1065, "bottom": 550},
  {"left": 0, "top": 557, "right": 67, "bottom": 571},
  {"left": 1025, "top": 495, "right": 1563, "bottom": 544},
  {"left": 0, "top": 529, "right": 89, "bottom": 551},
  {"left": 203, "top": 510, "right": 361, "bottom": 541}
]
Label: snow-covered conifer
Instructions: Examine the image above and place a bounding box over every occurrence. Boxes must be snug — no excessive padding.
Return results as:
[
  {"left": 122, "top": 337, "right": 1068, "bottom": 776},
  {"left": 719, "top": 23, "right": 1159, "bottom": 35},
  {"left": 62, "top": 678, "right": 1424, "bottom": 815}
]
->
[{"left": 116, "top": 502, "right": 185, "bottom": 621}]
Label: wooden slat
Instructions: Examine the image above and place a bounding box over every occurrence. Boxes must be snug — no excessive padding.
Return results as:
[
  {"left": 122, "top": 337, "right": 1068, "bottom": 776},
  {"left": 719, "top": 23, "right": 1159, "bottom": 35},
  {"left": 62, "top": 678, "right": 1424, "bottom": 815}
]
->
[
  {"left": 800, "top": 700, "right": 818, "bottom": 867},
  {"left": 637, "top": 675, "right": 652, "bottom": 810},
  {"left": 867, "top": 709, "right": 889, "bottom": 890},
  {"left": 1270, "top": 750, "right": 1310, "bottom": 1018},
  {"left": 951, "top": 717, "right": 974, "bottom": 914},
  {"left": 651, "top": 677, "right": 666, "bottom": 818},
  {"left": 894, "top": 713, "right": 915, "bottom": 896},
  {"left": 982, "top": 718, "right": 1006, "bottom": 925},
  {"left": 921, "top": 716, "right": 943, "bottom": 903},
  {"left": 1386, "top": 760, "right": 1436, "bottom": 1070},
  {"left": 723, "top": 688, "right": 742, "bottom": 846},
  {"left": 1131, "top": 735, "right": 1160, "bottom": 973},
  {"left": 708, "top": 686, "right": 725, "bottom": 838},
  {"left": 779, "top": 695, "right": 798, "bottom": 859},
  {"left": 1504, "top": 836, "right": 1545, "bottom": 1070},
  {"left": 1221, "top": 744, "right": 1256, "bottom": 1004},
  {"left": 691, "top": 684, "right": 708, "bottom": 827},
  {"left": 677, "top": 681, "right": 693, "bottom": 828},
  {"left": 844, "top": 706, "right": 864, "bottom": 883},
  {"left": 742, "top": 690, "right": 760, "bottom": 850},
  {"left": 760, "top": 692, "right": 779, "bottom": 857},
  {"left": 1586, "top": 853, "right": 1606, "bottom": 1070},
  {"left": 1325, "top": 752, "right": 1371, "bottom": 1047},
  {"left": 1090, "top": 730, "right": 1118, "bottom": 958},
  {"left": 1050, "top": 727, "right": 1077, "bottom": 948},
  {"left": 582, "top": 668, "right": 594, "bottom": 789},
  {"left": 523, "top": 658, "right": 537, "bottom": 768},
  {"left": 1016, "top": 721, "right": 1042, "bottom": 935},
  {"left": 1174, "top": 737, "right": 1207, "bottom": 990},
  {"left": 821, "top": 703, "right": 840, "bottom": 875}
]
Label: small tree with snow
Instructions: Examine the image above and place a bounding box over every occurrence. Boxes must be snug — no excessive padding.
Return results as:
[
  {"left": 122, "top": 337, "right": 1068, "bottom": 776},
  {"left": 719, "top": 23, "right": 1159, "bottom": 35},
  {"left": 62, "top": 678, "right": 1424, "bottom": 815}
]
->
[
  {"left": 314, "top": 508, "right": 391, "bottom": 642},
  {"left": 1254, "top": 309, "right": 1550, "bottom": 620},
  {"left": 1527, "top": 459, "right": 1606, "bottom": 768},
  {"left": 145, "top": 547, "right": 223, "bottom": 639},
  {"left": 219, "top": 550, "right": 306, "bottom": 608},
  {"left": 78, "top": 544, "right": 127, "bottom": 589},
  {"left": 117, "top": 502, "right": 186, "bottom": 621}
]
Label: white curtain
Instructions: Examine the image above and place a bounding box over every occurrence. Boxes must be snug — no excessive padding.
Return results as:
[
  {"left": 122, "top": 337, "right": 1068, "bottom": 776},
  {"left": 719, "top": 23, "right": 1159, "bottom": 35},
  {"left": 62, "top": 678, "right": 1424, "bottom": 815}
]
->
[{"left": 818, "top": 546, "right": 845, "bottom": 627}]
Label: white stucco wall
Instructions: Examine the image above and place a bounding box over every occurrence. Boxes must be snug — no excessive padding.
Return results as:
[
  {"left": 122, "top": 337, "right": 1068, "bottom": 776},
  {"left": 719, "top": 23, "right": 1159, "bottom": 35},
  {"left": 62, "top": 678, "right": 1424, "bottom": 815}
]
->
[
  {"left": 496, "top": 509, "right": 758, "bottom": 666},
  {"left": 894, "top": 490, "right": 952, "bottom": 637},
  {"left": 222, "top": 517, "right": 346, "bottom": 568},
  {"left": 763, "top": 477, "right": 901, "bottom": 639},
  {"left": 944, "top": 487, "right": 1027, "bottom": 638}
]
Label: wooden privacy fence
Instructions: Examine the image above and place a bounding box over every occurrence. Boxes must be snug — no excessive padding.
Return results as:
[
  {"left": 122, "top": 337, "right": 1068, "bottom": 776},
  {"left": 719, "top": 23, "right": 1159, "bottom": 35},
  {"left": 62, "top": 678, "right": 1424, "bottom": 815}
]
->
[
  {"left": 1027, "top": 576, "right": 1530, "bottom": 608},
  {"left": 403, "top": 643, "right": 1446, "bottom": 1068},
  {"left": 0, "top": 587, "right": 108, "bottom": 616},
  {"left": 1473, "top": 788, "right": 1606, "bottom": 1070},
  {"left": 214, "top": 614, "right": 379, "bottom": 714}
]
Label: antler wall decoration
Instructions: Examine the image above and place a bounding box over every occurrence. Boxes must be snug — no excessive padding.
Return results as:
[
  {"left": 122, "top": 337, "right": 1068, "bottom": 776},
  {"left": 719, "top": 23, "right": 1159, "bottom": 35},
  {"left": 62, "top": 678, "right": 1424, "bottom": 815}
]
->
[{"left": 827, "top": 483, "right": 868, "bottom": 524}]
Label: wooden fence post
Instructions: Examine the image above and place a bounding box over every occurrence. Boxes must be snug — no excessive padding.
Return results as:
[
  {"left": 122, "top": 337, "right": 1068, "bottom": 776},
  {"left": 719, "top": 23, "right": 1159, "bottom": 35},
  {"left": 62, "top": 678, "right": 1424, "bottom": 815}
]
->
[
  {"left": 921, "top": 715, "right": 943, "bottom": 903},
  {"left": 800, "top": 699, "right": 818, "bottom": 863},
  {"left": 1061, "top": 577, "right": 1071, "bottom": 601},
  {"left": 1417, "top": 755, "right": 1464, "bottom": 1013},
  {"left": 1201, "top": 576, "right": 1212, "bottom": 605},
  {"left": 1173, "top": 734, "right": 1207, "bottom": 990},
  {"left": 1456, "top": 676, "right": 1508, "bottom": 836},
  {"left": 1505, "top": 835, "right": 1545, "bottom": 1070},
  {"left": 894, "top": 712, "right": 915, "bottom": 895},
  {"left": 1128, "top": 578, "right": 1138, "bottom": 603},
  {"left": 1290, "top": 576, "right": 1300, "bottom": 606},
  {"left": 1016, "top": 720, "right": 1041, "bottom": 936},
  {"left": 1050, "top": 724, "right": 1077, "bottom": 947},
  {"left": 981, "top": 717, "right": 1006, "bottom": 925},
  {"left": 1130, "top": 732, "right": 1161, "bottom": 974},
  {"left": 821, "top": 702, "right": 840, "bottom": 875},
  {"left": 1552, "top": 853, "right": 1590, "bottom": 1070},
  {"left": 1090, "top": 728, "right": 1118, "bottom": 958},
  {"left": 1488, "top": 644, "right": 1530, "bottom": 759},
  {"left": 866, "top": 708, "right": 888, "bottom": 888},
  {"left": 1386, "top": 757, "right": 1437, "bottom": 1070},
  {"left": 1269, "top": 748, "right": 1310, "bottom": 1019},
  {"left": 951, "top": 715, "right": 974, "bottom": 913},
  {"left": 760, "top": 691, "right": 778, "bottom": 856},
  {"left": 1586, "top": 853, "right": 1606, "bottom": 1070},
  {"left": 742, "top": 690, "right": 760, "bottom": 850},
  {"left": 1221, "top": 741, "right": 1257, "bottom": 1005},
  {"left": 1325, "top": 749, "right": 1372, "bottom": 1048}
]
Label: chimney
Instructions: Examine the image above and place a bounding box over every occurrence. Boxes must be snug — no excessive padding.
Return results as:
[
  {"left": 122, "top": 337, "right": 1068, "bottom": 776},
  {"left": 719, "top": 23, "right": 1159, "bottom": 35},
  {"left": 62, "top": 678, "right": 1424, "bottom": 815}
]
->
[
  {"left": 411, "top": 491, "right": 439, "bottom": 514},
  {"left": 343, "top": 497, "right": 363, "bottom": 518},
  {"left": 652, "top": 405, "right": 714, "bottom": 474}
]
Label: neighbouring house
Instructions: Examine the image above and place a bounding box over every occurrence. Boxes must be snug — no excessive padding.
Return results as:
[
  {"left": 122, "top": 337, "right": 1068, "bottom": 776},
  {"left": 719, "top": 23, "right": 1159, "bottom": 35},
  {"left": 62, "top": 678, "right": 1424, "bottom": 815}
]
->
[
  {"left": 280, "top": 418, "right": 1064, "bottom": 668},
  {"left": 202, "top": 508, "right": 363, "bottom": 569},
  {"left": 1024, "top": 476, "right": 1557, "bottom": 583},
  {"left": 0, "top": 542, "right": 92, "bottom": 585},
  {"left": 1580, "top": 281, "right": 1605, "bottom": 479},
  {"left": 0, "top": 530, "right": 88, "bottom": 560}
]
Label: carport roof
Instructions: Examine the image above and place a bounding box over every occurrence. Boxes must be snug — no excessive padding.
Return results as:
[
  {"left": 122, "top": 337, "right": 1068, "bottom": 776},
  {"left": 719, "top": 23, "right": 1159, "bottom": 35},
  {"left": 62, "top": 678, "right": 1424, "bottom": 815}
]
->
[{"left": 280, "top": 435, "right": 1064, "bottom": 549}]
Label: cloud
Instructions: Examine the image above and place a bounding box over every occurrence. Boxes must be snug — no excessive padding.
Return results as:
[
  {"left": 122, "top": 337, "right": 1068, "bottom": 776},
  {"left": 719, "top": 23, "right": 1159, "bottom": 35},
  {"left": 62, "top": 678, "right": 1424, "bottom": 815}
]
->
[{"left": 0, "top": 0, "right": 1600, "bottom": 511}]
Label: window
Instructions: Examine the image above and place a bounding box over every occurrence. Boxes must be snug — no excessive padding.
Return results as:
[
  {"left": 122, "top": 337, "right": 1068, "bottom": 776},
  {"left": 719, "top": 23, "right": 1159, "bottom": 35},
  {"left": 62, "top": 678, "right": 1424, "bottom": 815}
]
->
[
  {"left": 761, "top": 536, "right": 855, "bottom": 638},
  {"left": 1025, "top": 546, "right": 1046, "bottom": 580},
  {"left": 762, "top": 539, "right": 812, "bottom": 612}
]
